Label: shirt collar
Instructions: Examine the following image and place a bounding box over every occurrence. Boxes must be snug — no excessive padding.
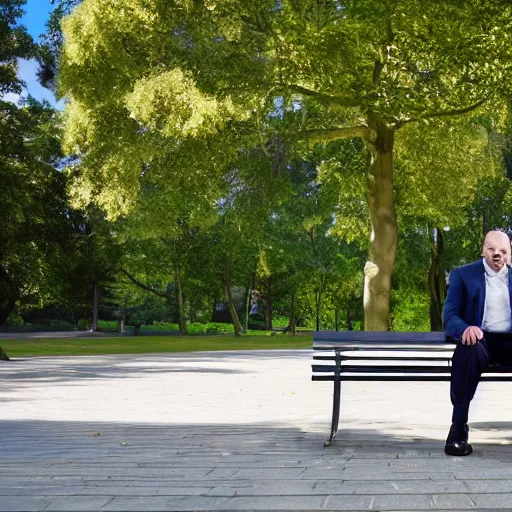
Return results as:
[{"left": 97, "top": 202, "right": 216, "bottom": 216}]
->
[{"left": 482, "top": 257, "right": 509, "bottom": 279}]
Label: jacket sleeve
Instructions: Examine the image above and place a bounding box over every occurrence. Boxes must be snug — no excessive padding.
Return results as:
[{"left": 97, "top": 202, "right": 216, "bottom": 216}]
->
[{"left": 443, "top": 267, "right": 470, "bottom": 340}]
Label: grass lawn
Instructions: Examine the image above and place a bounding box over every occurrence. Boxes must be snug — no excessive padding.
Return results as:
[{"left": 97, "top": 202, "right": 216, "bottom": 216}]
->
[{"left": 0, "top": 334, "right": 313, "bottom": 358}]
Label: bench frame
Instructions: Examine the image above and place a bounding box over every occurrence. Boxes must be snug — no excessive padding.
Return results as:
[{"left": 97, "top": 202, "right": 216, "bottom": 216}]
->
[{"left": 312, "top": 331, "right": 512, "bottom": 447}]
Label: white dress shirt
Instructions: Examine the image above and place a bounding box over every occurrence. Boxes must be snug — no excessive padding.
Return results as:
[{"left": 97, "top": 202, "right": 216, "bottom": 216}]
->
[{"left": 481, "top": 258, "right": 512, "bottom": 332}]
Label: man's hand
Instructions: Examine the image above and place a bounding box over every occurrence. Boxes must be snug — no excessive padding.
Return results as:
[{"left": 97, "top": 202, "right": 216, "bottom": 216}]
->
[{"left": 461, "top": 326, "right": 484, "bottom": 345}]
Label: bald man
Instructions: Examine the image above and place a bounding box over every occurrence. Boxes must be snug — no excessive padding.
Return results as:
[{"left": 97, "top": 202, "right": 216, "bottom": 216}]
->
[{"left": 443, "top": 230, "right": 512, "bottom": 456}]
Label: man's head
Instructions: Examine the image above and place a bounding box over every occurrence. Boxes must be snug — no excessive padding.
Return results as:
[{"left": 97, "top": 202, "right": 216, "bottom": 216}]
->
[{"left": 482, "top": 230, "right": 511, "bottom": 272}]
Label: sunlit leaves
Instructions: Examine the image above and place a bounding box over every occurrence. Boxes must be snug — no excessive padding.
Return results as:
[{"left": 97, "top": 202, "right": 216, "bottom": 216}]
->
[
  {"left": 126, "top": 69, "right": 236, "bottom": 138},
  {"left": 395, "top": 114, "right": 504, "bottom": 229}
]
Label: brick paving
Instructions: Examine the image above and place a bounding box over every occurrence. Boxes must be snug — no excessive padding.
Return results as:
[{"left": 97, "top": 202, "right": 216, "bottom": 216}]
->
[{"left": 2, "top": 349, "right": 512, "bottom": 510}]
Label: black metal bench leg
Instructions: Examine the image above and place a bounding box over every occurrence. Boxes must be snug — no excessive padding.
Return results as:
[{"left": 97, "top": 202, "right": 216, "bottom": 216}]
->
[{"left": 324, "top": 378, "right": 341, "bottom": 447}]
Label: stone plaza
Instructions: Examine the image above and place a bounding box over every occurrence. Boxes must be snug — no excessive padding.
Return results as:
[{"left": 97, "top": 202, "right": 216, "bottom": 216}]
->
[{"left": 2, "top": 349, "right": 512, "bottom": 511}]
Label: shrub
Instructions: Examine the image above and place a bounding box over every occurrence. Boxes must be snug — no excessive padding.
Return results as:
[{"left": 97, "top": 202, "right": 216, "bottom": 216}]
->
[
  {"left": 149, "top": 321, "right": 179, "bottom": 331},
  {"left": 272, "top": 316, "right": 289, "bottom": 328},
  {"left": 77, "top": 318, "right": 90, "bottom": 329},
  {"left": 97, "top": 320, "right": 119, "bottom": 330},
  {"left": 4, "top": 312, "right": 24, "bottom": 328}
]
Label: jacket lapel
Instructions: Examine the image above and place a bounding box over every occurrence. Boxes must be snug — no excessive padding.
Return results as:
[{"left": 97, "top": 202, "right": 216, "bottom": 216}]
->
[
  {"left": 508, "top": 264, "right": 512, "bottom": 325},
  {"left": 476, "top": 260, "right": 486, "bottom": 327}
]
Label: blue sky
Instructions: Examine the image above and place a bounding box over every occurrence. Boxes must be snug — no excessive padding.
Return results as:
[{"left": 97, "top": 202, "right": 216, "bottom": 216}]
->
[
  {"left": 21, "top": 0, "right": 54, "bottom": 40},
  {"left": 4, "top": 0, "right": 61, "bottom": 106}
]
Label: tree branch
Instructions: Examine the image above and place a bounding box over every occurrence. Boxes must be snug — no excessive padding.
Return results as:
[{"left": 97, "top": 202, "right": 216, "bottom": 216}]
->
[
  {"left": 120, "top": 268, "right": 167, "bottom": 298},
  {"left": 280, "top": 83, "right": 360, "bottom": 107},
  {"left": 373, "top": 17, "right": 394, "bottom": 84},
  {"left": 398, "top": 98, "right": 486, "bottom": 127},
  {"left": 305, "top": 125, "right": 376, "bottom": 143}
]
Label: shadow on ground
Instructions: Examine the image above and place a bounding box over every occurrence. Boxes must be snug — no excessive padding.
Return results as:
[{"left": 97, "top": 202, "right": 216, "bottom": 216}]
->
[{"left": 3, "top": 419, "right": 512, "bottom": 510}]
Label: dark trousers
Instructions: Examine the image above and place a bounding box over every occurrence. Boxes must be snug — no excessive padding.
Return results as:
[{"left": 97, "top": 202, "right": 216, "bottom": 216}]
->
[{"left": 451, "top": 332, "right": 512, "bottom": 424}]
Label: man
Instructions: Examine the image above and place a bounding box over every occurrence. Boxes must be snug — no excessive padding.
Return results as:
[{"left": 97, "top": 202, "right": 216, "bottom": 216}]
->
[{"left": 443, "top": 230, "right": 512, "bottom": 456}]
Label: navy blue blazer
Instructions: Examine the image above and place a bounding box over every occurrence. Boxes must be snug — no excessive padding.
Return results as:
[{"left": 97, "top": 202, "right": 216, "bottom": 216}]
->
[{"left": 443, "top": 259, "right": 512, "bottom": 340}]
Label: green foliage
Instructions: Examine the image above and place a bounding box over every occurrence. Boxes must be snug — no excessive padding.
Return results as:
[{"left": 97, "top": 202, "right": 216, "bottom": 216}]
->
[
  {"left": 395, "top": 116, "right": 505, "bottom": 230},
  {"left": 2, "top": 312, "right": 24, "bottom": 329},
  {"left": 0, "top": 96, "right": 72, "bottom": 324},
  {"left": 390, "top": 288, "right": 430, "bottom": 333},
  {"left": 97, "top": 319, "right": 119, "bottom": 330},
  {"left": 12, "top": 0, "right": 508, "bottom": 333},
  {"left": 0, "top": 0, "right": 35, "bottom": 96},
  {"left": 57, "top": 0, "right": 512, "bottom": 217},
  {"left": 77, "top": 318, "right": 89, "bottom": 329}
]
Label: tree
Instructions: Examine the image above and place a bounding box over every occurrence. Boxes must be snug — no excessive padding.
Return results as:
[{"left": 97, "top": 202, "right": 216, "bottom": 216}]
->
[
  {"left": 0, "top": 1, "right": 34, "bottom": 96},
  {"left": 114, "top": 172, "right": 222, "bottom": 335},
  {"left": 0, "top": 1, "right": 34, "bottom": 329},
  {"left": 58, "top": 0, "right": 512, "bottom": 330},
  {"left": 37, "top": 0, "right": 82, "bottom": 89},
  {"left": 394, "top": 115, "right": 507, "bottom": 330},
  {"left": 0, "top": 96, "right": 69, "bottom": 325}
]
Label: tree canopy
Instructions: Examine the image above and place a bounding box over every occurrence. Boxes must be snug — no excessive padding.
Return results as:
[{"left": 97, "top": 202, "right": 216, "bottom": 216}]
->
[{"left": 57, "top": 0, "right": 512, "bottom": 330}]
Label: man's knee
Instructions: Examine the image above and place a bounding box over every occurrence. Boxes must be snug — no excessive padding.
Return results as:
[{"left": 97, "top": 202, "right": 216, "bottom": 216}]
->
[{"left": 453, "top": 340, "right": 489, "bottom": 368}]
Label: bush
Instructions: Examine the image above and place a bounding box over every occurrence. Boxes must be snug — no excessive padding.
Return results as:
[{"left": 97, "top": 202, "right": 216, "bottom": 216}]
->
[
  {"left": 272, "top": 316, "right": 289, "bottom": 328},
  {"left": 97, "top": 320, "right": 119, "bottom": 331},
  {"left": 4, "top": 312, "right": 24, "bottom": 328},
  {"left": 77, "top": 318, "right": 90, "bottom": 330},
  {"left": 194, "top": 312, "right": 212, "bottom": 324},
  {"left": 47, "top": 320, "right": 74, "bottom": 330},
  {"left": 149, "top": 321, "right": 179, "bottom": 331},
  {"left": 204, "top": 322, "right": 233, "bottom": 335},
  {"left": 2, "top": 314, "right": 84, "bottom": 332}
]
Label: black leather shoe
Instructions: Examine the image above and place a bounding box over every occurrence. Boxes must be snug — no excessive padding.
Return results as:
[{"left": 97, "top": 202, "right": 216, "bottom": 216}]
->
[{"left": 444, "top": 423, "right": 472, "bottom": 456}]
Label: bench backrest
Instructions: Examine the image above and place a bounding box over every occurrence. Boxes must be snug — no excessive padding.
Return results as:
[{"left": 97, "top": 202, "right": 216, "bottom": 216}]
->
[
  {"left": 312, "top": 331, "right": 512, "bottom": 381},
  {"left": 314, "top": 331, "right": 454, "bottom": 353}
]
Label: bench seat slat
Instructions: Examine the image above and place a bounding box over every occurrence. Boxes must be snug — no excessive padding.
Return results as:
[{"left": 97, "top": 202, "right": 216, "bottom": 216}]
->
[
  {"left": 312, "top": 375, "right": 512, "bottom": 382},
  {"left": 313, "top": 355, "right": 452, "bottom": 361},
  {"left": 312, "top": 364, "right": 453, "bottom": 373}
]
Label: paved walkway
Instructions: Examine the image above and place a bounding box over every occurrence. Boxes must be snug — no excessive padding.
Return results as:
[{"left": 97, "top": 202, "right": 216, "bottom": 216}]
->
[{"left": 2, "top": 350, "right": 512, "bottom": 511}]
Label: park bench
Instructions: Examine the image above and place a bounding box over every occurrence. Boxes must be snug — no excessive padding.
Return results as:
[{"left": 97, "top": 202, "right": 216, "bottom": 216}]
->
[{"left": 312, "top": 331, "right": 512, "bottom": 446}]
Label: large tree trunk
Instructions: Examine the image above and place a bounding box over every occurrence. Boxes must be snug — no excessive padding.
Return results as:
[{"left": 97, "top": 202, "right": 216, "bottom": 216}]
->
[
  {"left": 428, "top": 226, "right": 446, "bottom": 331},
  {"left": 91, "top": 282, "right": 99, "bottom": 331},
  {"left": 244, "top": 272, "right": 255, "bottom": 334},
  {"left": 363, "top": 120, "right": 397, "bottom": 331},
  {"left": 0, "top": 264, "right": 17, "bottom": 327},
  {"left": 315, "top": 290, "right": 321, "bottom": 332},
  {"left": 0, "top": 346, "right": 9, "bottom": 361},
  {"left": 0, "top": 297, "right": 15, "bottom": 328},
  {"left": 174, "top": 262, "right": 188, "bottom": 335},
  {"left": 225, "top": 263, "right": 242, "bottom": 337},
  {"left": 0, "top": 270, "right": 15, "bottom": 360}
]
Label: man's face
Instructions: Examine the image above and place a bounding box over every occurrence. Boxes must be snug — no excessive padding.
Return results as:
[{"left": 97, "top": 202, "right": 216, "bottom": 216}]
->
[{"left": 482, "top": 232, "right": 511, "bottom": 272}]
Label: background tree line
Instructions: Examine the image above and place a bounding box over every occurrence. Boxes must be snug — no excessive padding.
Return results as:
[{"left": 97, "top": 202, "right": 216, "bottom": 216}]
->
[{"left": 3, "top": 0, "right": 512, "bottom": 339}]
